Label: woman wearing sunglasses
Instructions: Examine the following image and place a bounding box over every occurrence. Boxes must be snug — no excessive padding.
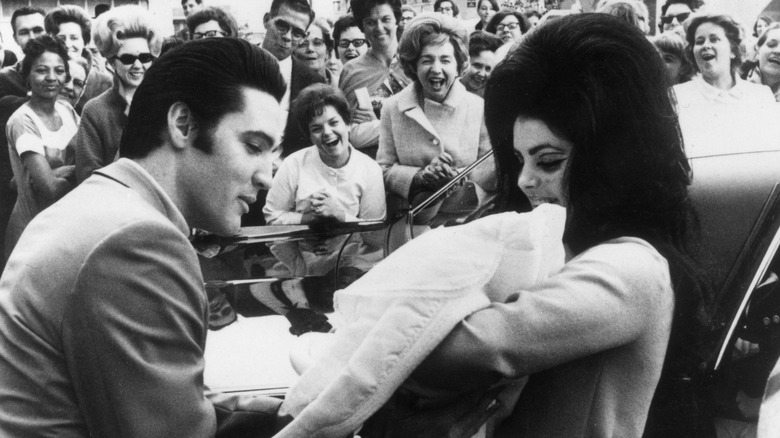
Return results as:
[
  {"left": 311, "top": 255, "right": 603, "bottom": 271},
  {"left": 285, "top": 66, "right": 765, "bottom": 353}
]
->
[
  {"left": 71, "top": 5, "right": 162, "bottom": 184},
  {"left": 5, "top": 36, "right": 79, "bottom": 257}
]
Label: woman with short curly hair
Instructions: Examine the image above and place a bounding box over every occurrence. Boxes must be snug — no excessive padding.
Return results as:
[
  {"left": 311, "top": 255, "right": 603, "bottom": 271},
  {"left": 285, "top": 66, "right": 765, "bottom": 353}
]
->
[{"left": 377, "top": 13, "right": 494, "bottom": 218}]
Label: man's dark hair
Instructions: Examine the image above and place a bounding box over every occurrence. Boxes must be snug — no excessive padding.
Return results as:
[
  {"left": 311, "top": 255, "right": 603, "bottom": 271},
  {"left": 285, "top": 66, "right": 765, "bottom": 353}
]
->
[
  {"left": 186, "top": 6, "right": 239, "bottom": 38},
  {"left": 292, "top": 83, "right": 352, "bottom": 138},
  {"left": 350, "top": 0, "right": 403, "bottom": 32},
  {"left": 21, "top": 35, "right": 70, "bottom": 82},
  {"left": 11, "top": 7, "right": 45, "bottom": 34},
  {"left": 468, "top": 30, "right": 502, "bottom": 57},
  {"left": 269, "top": 0, "right": 315, "bottom": 25},
  {"left": 45, "top": 5, "right": 93, "bottom": 45},
  {"left": 120, "top": 38, "right": 286, "bottom": 159},
  {"left": 181, "top": 0, "right": 203, "bottom": 5}
]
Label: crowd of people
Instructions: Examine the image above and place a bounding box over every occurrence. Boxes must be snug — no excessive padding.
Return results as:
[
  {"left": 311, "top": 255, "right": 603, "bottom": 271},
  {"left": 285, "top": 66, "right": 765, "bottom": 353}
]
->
[{"left": 0, "top": 0, "right": 778, "bottom": 436}]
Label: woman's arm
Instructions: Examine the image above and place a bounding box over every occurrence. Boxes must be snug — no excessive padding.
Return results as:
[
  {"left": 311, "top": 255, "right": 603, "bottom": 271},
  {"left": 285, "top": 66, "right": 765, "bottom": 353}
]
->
[
  {"left": 262, "top": 158, "right": 307, "bottom": 225},
  {"left": 412, "top": 239, "right": 674, "bottom": 391},
  {"left": 23, "top": 152, "right": 74, "bottom": 206}
]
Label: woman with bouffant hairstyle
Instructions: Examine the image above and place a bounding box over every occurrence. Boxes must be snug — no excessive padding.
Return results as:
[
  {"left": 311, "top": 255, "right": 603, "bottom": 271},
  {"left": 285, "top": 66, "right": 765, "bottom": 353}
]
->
[{"left": 72, "top": 5, "right": 163, "bottom": 184}]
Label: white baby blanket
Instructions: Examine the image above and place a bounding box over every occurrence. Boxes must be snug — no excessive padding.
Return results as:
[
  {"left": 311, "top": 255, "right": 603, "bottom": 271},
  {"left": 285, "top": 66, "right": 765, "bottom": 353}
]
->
[{"left": 275, "top": 204, "right": 567, "bottom": 438}]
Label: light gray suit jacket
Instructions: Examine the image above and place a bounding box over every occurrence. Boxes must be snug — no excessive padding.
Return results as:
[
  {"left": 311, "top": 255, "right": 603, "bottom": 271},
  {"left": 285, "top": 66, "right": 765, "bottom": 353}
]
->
[{"left": 0, "top": 158, "right": 280, "bottom": 437}]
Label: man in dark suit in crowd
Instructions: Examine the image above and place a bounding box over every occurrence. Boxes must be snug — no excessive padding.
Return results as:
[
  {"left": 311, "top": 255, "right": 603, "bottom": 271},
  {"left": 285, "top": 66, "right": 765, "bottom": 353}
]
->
[{"left": 0, "top": 38, "right": 289, "bottom": 437}]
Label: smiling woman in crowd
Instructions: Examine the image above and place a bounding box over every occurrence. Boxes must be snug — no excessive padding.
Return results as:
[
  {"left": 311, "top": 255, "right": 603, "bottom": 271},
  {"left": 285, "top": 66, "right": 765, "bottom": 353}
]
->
[
  {"left": 674, "top": 13, "right": 774, "bottom": 106},
  {"left": 333, "top": 14, "right": 369, "bottom": 65},
  {"left": 186, "top": 6, "right": 239, "bottom": 40},
  {"left": 5, "top": 36, "right": 79, "bottom": 257},
  {"left": 377, "top": 13, "right": 494, "bottom": 216},
  {"left": 263, "top": 84, "right": 385, "bottom": 275},
  {"left": 71, "top": 5, "right": 162, "bottom": 184},
  {"left": 743, "top": 22, "right": 780, "bottom": 101},
  {"left": 44, "top": 5, "right": 112, "bottom": 113},
  {"left": 485, "top": 10, "right": 530, "bottom": 46},
  {"left": 475, "top": 0, "right": 499, "bottom": 30}
]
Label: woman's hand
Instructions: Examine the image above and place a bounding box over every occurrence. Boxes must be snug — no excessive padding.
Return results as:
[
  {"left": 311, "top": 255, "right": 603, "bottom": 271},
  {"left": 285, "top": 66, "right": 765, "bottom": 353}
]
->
[
  {"left": 420, "top": 152, "right": 458, "bottom": 187},
  {"left": 53, "top": 165, "right": 76, "bottom": 183},
  {"left": 309, "top": 191, "right": 346, "bottom": 222},
  {"left": 351, "top": 106, "right": 377, "bottom": 124}
]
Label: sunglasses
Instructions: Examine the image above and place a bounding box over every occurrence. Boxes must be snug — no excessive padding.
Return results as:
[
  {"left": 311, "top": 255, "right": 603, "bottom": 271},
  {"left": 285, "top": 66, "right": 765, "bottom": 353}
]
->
[
  {"left": 193, "top": 29, "right": 227, "bottom": 39},
  {"left": 660, "top": 12, "right": 690, "bottom": 25},
  {"left": 271, "top": 18, "right": 308, "bottom": 41},
  {"left": 337, "top": 38, "right": 367, "bottom": 48},
  {"left": 496, "top": 22, "right": 520, "bottom": 32},
  {"left": 72, "top": 78, "right": 86, "bottom": 88},
  {"left": 113, "top": 53, "right": 155, "bottom": 65}
]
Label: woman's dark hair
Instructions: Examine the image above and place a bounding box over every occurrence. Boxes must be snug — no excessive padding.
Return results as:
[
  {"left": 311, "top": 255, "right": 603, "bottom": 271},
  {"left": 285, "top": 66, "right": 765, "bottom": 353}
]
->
[
  {"left": 475, "top": 0, "right": 499, "bottom": 30},
  {"left": 186, "top": 6, "right": 239, "bottom": 38},
  {"left": 685, "top": 13, "right": 743, "bottom": 75},
  {"left": 468, "top": 30, "right": 502, "bottom": 57},
  {"left": 121, "top": 38, "right": 285, "bottom": 159},
  {"left": 754, "top": 15, "right": 774, "bottom": 38},
  {"left": 22, "top": 35, "right": 71, "bottom": 83},
  {"left": 44, "top": 5, "right": 92, "bottom": 45},
  {"left": 485, "top": 12, "right": 710, "bottom": 389},
  {"left": 291, "top": 83, "right": 352, "bottom": 138},
  {"left": 434, "top": 0, "right": 459, "bottom": 17},
  {"left": 524, "top": 10, "right": 542, "bottom": 20},
  {"left": 485, "top": 10, "right": 530, "bottom": 35},
  {"left": 399, "top": 13, "right": 469, "bottom": 80},
  {"left": 351, "top": 0, "right": 403, "bottom": 33},
  {"left": 333, "top": 14, "right": 359, "bottom": 45}
]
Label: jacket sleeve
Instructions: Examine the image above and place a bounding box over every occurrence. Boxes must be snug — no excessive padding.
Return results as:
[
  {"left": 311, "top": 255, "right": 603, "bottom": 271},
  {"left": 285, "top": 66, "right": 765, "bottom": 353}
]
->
[
  {"left": 73, "top": 103, "right": 107, "bottom": 184},
  {"left": 376, "top": 103, "right": 419, "bottom": 199},
  {"left": 411, "top": 240, "right": 673, "bottom": 392},
  {"left": 62, "top": 220, "right": 280, "bottom": 438}
]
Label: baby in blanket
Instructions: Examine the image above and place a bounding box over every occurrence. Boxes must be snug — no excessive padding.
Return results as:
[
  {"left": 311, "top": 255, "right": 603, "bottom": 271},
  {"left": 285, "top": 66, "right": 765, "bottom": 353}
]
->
[{"left": 274, "top": 204, "right": 567, "bottom": 438}]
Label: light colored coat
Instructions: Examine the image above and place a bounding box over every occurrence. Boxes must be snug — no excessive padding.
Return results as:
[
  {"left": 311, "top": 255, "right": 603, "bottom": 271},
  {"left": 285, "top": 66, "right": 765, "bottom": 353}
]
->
[{"left": 377, "top": 81, "right": 493, "bottom": 199}]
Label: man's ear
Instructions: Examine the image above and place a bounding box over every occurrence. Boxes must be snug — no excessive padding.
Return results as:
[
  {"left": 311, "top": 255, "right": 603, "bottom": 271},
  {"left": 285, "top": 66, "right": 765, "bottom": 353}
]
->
[
  {"left": 263, "top": 12, "right": 270, "bottom": 25},
  {"left": 167, "top": 101, "right": 197, "bottom": 151}
]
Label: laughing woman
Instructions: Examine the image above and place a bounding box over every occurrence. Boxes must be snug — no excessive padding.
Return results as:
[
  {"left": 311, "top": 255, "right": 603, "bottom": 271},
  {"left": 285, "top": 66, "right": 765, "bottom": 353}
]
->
[
  {"left": 377, "top": 13, "right": 494, "bottom": 214},
  {"left": 5, "top": 36, "right": 79, "bottom": 257},
  {"left": 674, "top": 13, "right": 774, "bottom": 106},
  {"left": 264, "top": 84, "right": 386, "bottom": 275},
  {"left": 265, "top": 84, "right": 386, "bottom": 227}
]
